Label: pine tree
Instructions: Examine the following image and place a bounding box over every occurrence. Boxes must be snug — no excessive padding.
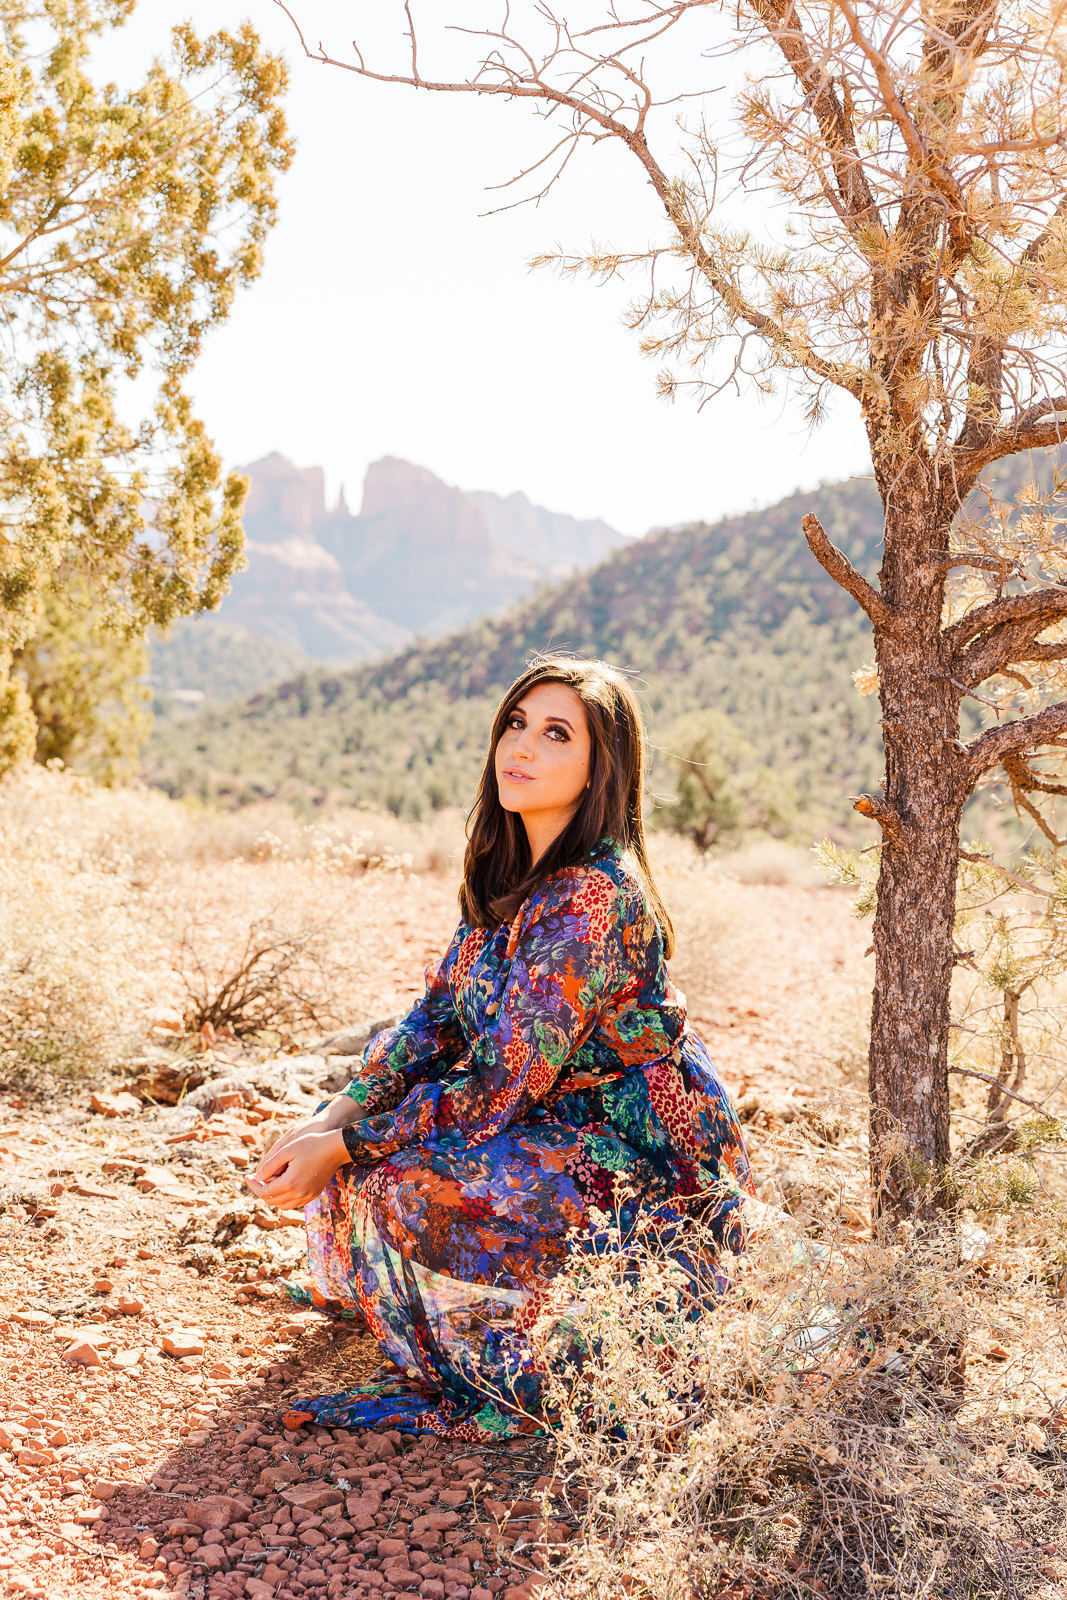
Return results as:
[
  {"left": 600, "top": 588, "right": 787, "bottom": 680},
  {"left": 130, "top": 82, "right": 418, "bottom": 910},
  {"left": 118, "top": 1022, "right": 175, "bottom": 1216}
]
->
[{"left": 0, "top": 2, "right": 293, "bottom": 766}]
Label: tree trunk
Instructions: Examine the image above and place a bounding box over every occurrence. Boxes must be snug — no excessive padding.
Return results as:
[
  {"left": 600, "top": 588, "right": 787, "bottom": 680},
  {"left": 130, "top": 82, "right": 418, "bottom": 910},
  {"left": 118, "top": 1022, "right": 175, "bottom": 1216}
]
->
[{"left": 868, "top": 496, "right": 964, "bottom": 1216}]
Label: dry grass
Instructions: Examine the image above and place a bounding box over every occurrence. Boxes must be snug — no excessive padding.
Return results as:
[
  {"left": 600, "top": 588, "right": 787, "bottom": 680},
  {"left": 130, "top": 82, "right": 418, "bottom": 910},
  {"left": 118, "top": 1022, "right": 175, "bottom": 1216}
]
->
[
  {"left": 0, "top": 765, "right": 462, "bottom": 1080},
  {"left": 533, "top": 1146, "right": 1067, "bottom": 1600}
]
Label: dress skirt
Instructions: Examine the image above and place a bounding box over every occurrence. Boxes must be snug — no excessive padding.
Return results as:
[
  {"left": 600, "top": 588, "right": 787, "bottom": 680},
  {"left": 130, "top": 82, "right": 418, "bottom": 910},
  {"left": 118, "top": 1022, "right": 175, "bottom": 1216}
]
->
[{"left": 285, "top": 1035, "right": 754, "bottom": 1443}]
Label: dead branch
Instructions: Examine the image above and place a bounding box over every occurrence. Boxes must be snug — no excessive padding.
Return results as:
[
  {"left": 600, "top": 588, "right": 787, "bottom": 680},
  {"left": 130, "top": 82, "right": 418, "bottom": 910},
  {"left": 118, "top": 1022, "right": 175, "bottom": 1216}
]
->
[
  {"left": 958, "top": 848, "right": 1055, "bottom": 898},
  {"left": 963, "top": 700, "right": 1067, "bottom": 782},
  {"left": 802, "top": 513, "right": 894, "bottom": 628},
  {"left": 1001, "top": 752, "right": 1067, "bottom": 846},
  {"left": 944, "top": 588, "right": 1067, "bottom": 658},
  {"left": 949, "top": 1062, "right": 1048, "bottom": 1118},
  {"left": 851, "top": 792, "right": 910, "bottom": 846}
]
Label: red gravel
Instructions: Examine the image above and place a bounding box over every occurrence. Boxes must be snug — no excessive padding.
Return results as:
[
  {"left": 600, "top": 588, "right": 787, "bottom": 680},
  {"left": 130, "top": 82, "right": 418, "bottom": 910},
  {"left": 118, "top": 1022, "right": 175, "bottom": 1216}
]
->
[{"left": 0, "top": 1101, "right": 572, "bottom": 1600}]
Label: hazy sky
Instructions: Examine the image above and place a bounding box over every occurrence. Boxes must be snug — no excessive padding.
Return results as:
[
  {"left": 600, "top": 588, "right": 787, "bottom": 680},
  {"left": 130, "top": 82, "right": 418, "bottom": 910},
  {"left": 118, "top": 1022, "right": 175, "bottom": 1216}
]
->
[{"left": 101, "top": 2, "right": 872, "bottom": 537}]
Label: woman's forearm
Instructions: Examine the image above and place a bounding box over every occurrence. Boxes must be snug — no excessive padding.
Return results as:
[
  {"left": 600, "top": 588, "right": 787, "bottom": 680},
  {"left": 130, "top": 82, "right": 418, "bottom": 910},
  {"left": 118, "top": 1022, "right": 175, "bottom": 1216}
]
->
[{"left": 317, "top": 1091, "right": 369, "bottom": 1129}]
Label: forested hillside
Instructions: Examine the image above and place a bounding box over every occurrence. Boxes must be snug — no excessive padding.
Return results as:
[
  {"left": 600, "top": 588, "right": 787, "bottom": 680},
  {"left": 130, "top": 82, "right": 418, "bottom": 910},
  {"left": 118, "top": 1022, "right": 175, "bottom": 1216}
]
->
[{"left": 145, "top": 475, "right": 889, "bottom": 836}]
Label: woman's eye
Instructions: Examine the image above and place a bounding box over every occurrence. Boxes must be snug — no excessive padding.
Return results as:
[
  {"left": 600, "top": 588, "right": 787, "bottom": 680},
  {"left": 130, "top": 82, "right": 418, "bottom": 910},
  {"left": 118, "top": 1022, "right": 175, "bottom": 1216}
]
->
[{"left": 546, "top": 726, "right": 569, "bottom": 742}]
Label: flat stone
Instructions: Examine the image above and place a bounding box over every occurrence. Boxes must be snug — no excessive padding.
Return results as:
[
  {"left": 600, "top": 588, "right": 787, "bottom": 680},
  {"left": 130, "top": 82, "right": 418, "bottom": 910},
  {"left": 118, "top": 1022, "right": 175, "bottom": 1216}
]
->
[
  {"left": 117, "top": 1296, "right": 145, "bottom": 1316},
  {"left": 70, "top": 1180, "right": 117, "bottom": 1200},
  {"left": 281, "top": 1484, "right": 343, "bottom": 1513},
  {"left": 184, "top": 1494, "right": 250, "bottom": 1531},
  {"left": 63, "top": 1340, "right": 104, "bottom": 1368},
  {"left": 161, "top": 1331, "right": 206, "bottom": 1358},
  {"left": 110, "top": 1349, "right": 145, "bottom": 1369},
  {"left": 12, "top": 1310, "right": 56, "bottom": 1328},
  {"left": 134, "top": 1166, "right": 181, "bottom": 1192},
  {"left": 90, "top": 1091, "right": 141, "bottom": 1117}
]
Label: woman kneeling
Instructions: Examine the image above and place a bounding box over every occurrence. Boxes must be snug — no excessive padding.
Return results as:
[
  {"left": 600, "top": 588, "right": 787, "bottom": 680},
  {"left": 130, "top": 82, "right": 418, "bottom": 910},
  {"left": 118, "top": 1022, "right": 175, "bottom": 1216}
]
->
[{"left": 247, "top": 656, "right": 756, "bottom": 1441}]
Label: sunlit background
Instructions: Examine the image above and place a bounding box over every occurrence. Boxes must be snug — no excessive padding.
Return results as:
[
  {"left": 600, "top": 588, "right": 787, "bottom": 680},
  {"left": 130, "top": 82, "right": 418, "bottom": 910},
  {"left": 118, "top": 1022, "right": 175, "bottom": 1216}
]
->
[{"left": 98, "top": 0, "right": 871, "bottom": 536}]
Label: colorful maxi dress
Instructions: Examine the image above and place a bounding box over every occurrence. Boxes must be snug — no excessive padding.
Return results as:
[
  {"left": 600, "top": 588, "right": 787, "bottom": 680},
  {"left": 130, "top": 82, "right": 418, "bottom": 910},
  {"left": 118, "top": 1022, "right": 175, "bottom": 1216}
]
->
[{"left": 289, "top": 839, "right": 755, "bottom": 1442}]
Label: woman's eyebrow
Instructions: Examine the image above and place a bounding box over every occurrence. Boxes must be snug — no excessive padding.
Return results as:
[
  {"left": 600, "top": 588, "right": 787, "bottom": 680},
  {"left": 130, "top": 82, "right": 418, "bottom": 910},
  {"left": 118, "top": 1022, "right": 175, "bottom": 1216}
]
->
[{"left": 544, "top": 714, "right": 574, "bottom": 731}]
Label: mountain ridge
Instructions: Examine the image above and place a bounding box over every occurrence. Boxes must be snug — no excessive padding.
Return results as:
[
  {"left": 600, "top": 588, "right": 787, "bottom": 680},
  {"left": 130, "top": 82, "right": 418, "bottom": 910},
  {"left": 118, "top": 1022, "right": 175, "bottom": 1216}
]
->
[
  {"left": 145, "top": 473, "right": 888, "bottom": 832},
  {"left": 186, "top": 452, "right": 627, "bottom": 668}
]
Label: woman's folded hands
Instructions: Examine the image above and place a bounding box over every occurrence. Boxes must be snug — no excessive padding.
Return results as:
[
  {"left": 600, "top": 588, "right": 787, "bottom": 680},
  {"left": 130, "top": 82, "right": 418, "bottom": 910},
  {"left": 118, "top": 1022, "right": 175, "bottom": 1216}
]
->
[{"left": 246, "top": 1093, "right": 363, "bottom": 1211}]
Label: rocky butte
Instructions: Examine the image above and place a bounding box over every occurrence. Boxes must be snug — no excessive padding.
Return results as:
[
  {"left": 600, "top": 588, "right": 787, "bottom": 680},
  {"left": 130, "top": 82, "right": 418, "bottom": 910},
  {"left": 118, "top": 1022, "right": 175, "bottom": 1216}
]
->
[{"left": 217, "top": 452, "right": 625, "bottom": 664}]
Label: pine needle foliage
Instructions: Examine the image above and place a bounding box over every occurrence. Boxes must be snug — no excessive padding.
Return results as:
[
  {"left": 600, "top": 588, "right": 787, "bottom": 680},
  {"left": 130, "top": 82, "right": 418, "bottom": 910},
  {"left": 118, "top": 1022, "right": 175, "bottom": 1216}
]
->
[{"left": 0, "top": 1, "right": 293, "bottom": 765}]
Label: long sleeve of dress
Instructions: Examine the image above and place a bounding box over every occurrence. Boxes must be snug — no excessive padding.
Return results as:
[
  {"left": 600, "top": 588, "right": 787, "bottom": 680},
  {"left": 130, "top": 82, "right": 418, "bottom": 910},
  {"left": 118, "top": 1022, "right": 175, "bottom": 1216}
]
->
[
  {"left": 340, "top": 866, "right": 677, "bottom": 1165},
  {"left": 341, "top": 928, "right": 467, "bottom": 1119}
]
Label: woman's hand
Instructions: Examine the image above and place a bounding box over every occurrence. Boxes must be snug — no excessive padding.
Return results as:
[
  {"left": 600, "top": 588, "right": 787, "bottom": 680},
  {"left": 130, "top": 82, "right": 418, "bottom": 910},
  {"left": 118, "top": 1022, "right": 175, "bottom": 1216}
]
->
[{"left": 246, "top": 1124, "right": 350, "bottom": 1211}]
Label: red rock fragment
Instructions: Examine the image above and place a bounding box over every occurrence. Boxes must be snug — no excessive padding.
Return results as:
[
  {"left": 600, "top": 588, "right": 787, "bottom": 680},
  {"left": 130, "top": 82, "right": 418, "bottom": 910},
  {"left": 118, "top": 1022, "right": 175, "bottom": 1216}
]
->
[
  {"left": 281, "top": 1483, "right": 343, "bottom": 1513},
  {"left": 346, "top": 1489, "right": 382, "bottom": 1518},
  {"left": 70, "top": 1178, "right": 117, "bottom": 1199},
  {"left": 90, "top": 1090, "right": 141, "bottom": 1117},
  {"left": 63, "top": 1339, "right": 103, "bottom": 1368},
  {"left": 161, "top": 1330, "right": 205, "bottom": 1358},
  {"left": 184, "top": 1494, "right": 250, "bottom": 1530}
]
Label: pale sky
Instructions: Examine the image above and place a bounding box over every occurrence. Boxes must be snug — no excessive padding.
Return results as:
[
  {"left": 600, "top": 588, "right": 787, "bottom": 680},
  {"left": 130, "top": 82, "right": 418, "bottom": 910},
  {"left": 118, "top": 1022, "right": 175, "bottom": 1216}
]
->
[{"left": 100, "top": 2, "right": 872, "bottom": 538}]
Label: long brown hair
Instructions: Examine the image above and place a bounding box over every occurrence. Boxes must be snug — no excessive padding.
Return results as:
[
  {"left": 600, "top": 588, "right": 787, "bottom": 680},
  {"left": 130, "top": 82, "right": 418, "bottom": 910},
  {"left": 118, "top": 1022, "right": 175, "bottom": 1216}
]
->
[{"left": 459, "top": 656, "right": 675, "bottom": 956}]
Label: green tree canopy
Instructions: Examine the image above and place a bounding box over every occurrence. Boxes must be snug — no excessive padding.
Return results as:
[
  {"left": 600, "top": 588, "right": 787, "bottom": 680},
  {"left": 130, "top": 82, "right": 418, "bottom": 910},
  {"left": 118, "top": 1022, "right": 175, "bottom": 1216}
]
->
[
  {"left": 657, "top": 709, "right": 796, "bottom": 854},
  {"left": 0, "top": 0, "right": 293, "bottom": 765}
]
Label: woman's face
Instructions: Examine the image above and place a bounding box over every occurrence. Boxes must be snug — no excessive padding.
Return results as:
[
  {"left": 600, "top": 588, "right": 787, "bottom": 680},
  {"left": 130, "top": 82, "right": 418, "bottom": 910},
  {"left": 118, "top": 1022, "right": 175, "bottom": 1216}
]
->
[{"left": 494, "top": 682, "right": 592, "bottom": 852}]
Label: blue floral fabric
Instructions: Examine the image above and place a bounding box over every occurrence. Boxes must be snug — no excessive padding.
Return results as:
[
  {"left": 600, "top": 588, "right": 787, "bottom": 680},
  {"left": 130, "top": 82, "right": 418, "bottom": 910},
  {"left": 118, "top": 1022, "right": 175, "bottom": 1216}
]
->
[{"left": 287, "top": 840, "right": 754, "bottom": 1441}]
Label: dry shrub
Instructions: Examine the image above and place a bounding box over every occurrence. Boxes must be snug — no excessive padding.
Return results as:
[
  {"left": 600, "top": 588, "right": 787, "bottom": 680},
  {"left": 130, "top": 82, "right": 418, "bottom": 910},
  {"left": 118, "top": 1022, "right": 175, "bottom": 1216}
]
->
[
  {"left": 534, "top": 1139, "right": 1067, "bottom": 1600},
  {"left": 172, "top": 896, "right": 344, "bottom": 1042},
  {"left": 0, "top": 764, "right": 461, "bottom": 1078},
  {"left": 169, "top": 799, "right": 465, "bottom": 876},
  {"left": 0, "top": 767, "right": 172, "bottom": 1076}
]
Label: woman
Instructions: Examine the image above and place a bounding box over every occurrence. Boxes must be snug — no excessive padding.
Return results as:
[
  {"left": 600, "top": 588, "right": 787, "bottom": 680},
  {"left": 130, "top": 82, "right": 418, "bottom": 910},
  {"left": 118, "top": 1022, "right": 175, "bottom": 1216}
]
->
[{"left": 247, "top": 657, "right": 756, "bottom": 1442}]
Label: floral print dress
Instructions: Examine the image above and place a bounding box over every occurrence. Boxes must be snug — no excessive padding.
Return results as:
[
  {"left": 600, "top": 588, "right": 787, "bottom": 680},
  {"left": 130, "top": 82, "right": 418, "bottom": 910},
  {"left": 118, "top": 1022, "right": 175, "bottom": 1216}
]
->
[{"left": 287, "top": 839, "right": 755, "bottom": 1442}]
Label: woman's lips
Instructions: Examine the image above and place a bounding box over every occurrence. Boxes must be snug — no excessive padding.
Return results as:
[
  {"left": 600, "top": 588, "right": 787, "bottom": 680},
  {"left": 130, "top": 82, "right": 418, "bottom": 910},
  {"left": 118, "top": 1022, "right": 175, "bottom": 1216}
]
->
[{"left": 502, "top": 768, "right": 534, "bottom": 782}]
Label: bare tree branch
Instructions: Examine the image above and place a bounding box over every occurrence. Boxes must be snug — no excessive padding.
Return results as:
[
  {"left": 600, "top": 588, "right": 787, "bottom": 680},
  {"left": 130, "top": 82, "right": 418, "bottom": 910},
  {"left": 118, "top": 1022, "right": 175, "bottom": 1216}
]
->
[
  {"left": 802, "top": 512, "right": 894, "bottom": 627},
  {"left": 945, "top": 588, "right": 1067, "bottom": 657},
  {"left": 964, "top": 700, "right": 1067, "bottom": 782}
]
